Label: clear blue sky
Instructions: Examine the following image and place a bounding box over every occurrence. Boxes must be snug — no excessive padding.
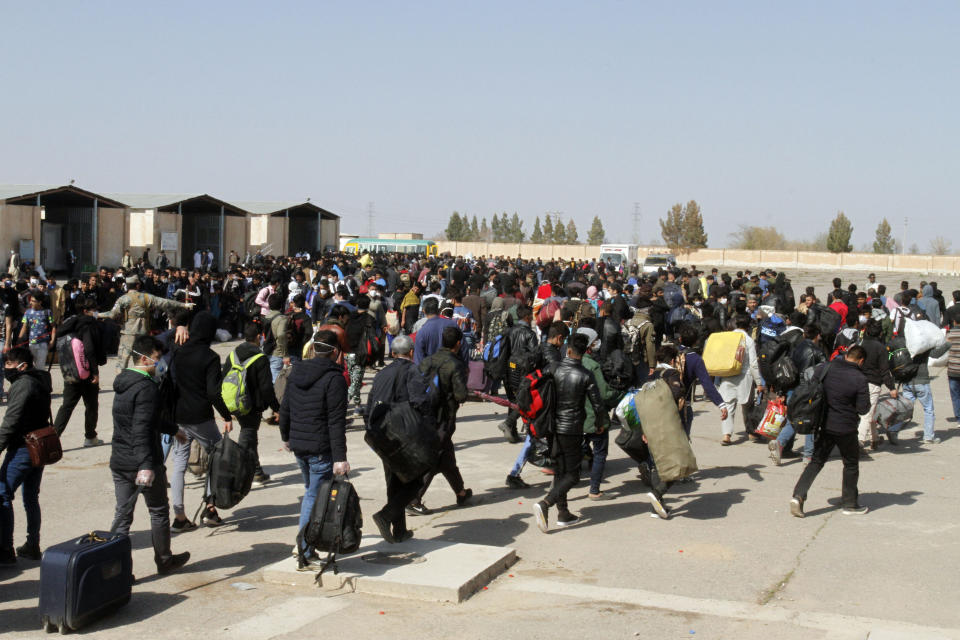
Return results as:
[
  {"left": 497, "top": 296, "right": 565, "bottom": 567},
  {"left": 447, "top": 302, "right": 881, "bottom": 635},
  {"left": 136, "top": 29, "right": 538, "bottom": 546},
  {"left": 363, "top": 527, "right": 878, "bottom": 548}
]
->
[{"left": 1, "top": 1, "right": 956, "bottom": 250}]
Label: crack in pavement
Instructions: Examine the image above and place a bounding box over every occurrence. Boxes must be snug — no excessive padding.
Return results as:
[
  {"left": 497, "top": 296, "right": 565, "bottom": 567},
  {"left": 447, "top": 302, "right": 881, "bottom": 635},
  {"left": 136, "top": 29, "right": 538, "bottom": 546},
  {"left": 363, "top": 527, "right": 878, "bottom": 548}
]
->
[{"left": 758, "top": 510, "right": 835, "bottom": 605}]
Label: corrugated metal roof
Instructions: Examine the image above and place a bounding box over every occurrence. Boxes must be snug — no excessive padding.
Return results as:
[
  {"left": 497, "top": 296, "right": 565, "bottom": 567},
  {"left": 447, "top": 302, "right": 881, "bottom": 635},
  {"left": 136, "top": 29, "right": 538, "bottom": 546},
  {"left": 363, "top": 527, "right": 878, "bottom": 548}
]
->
[
  {"left": 0, "top": 184, "right": 128, "bottom": 208},
  {"left": 102, "top": 193, "right": 202, "bottom": 209},
  {"left": 0, "top": 184, "right": 62, "bottom": 200},
  {"left": 230, "top": 201, "right": 310, "bottom": 215}
]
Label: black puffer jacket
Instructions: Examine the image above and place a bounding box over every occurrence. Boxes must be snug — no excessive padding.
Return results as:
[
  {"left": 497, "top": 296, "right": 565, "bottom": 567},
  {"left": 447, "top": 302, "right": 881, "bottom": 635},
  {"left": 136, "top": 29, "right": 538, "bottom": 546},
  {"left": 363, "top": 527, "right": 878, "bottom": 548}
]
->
[
  {"left": 279, "top": 357, "right": 347, "bottom": 461},
  {"left": 111, "top": 369, "right": 174, "bottom": 472},
  {"left": 173, "top": 312, "right": 232, "bottom": 424},
  {"left": 0, "top": 368, "right": 52, "bottom": 452},
  {"left": 221, "top": 341, "right": 279, "bottom": 414},
  {"left": 548, "top": 356, "right": 606, "bottom": 436}
]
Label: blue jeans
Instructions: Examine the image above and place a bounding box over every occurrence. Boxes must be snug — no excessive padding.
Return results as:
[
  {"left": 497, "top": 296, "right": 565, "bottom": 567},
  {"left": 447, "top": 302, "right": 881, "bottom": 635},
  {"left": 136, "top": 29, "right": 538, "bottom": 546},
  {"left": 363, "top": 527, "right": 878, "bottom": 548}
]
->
[
  {"left": 584, "top": 431, "right": 609, "bottom": 495},
  {"left": 296, "top": 453, "right": 333, "bottom": 554},
  {"left": 892, "top": 383, "right": 935, "bottom": 440},
  {"left": 776, "top": 390, "right": 814, "bottom": 458},
  {"left": 509, "top": 435, "right": 534, "bottom": 476},
  {"left": 949, "top": 377, "right": 960, "bottom": 420},
  {"left": 0, "top": 445, "right": 44, "bottom": 550},
  {"left": 269, "top": 355, "right": 285, "bottom": 383}
]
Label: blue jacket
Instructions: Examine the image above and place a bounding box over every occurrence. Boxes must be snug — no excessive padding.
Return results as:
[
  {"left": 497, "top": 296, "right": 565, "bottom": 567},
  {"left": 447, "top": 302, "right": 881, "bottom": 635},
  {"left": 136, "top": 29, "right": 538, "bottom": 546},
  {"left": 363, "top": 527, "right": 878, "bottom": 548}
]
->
[{"left": 413, "top": 316, "right": 462, "bottom": 365}]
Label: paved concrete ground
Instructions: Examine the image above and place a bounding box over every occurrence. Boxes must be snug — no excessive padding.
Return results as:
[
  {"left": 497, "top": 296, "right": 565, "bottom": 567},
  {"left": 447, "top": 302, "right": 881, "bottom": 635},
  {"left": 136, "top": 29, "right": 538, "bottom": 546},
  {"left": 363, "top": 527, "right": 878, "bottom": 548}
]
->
[{"left": 3, "top": 321, "right": 960, "bottom": 638}]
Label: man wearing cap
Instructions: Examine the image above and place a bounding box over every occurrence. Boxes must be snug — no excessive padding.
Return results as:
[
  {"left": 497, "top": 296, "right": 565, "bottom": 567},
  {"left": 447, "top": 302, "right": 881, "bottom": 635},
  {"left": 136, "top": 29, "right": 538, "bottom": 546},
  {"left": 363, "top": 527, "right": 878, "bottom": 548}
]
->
[{"left": 97, "top": 274, "right": 194, "bottom": 372}]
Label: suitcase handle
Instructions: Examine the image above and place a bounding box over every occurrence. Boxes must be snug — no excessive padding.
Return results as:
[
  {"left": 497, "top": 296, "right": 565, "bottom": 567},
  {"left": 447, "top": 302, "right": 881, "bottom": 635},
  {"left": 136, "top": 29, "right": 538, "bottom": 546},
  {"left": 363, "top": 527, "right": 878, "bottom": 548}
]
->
[{"left": 78, "top": 532, "right": 110, "bottom": 545}]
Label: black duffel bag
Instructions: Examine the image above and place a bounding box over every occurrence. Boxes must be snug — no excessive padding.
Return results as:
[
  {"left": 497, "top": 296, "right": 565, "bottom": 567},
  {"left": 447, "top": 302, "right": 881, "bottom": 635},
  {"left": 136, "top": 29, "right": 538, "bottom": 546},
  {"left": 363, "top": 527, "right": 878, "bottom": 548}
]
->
[{"left": 364, "top": 400, "right": 441, "bottom": 483}]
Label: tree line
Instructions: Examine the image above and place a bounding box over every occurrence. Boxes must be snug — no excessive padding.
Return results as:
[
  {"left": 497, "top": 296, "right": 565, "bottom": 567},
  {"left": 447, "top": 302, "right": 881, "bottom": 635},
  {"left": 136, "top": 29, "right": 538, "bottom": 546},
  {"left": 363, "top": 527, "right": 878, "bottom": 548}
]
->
[{"left": 444, "top": 211, "right": 607, "bottom": 245}]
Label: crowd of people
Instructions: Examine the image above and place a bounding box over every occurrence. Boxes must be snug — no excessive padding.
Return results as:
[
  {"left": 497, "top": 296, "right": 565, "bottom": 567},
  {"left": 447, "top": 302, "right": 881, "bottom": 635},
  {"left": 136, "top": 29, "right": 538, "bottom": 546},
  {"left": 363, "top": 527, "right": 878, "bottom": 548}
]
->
[{"left": 1, "top": 247, "right": 959, "bottom": 569}]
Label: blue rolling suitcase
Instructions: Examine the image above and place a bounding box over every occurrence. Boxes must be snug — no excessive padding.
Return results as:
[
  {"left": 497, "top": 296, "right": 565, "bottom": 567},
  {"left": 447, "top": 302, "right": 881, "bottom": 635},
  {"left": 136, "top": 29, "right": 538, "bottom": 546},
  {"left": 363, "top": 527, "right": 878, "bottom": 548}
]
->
[{"left": 38, "top": 488, "right": 141, "bottom": 633}]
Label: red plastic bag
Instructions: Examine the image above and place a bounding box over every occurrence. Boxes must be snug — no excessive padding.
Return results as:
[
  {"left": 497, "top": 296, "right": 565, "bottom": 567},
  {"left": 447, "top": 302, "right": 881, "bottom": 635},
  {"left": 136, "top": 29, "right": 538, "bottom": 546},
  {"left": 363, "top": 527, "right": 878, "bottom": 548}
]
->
[{"left": 756, "top": 398, "right": 787, "bottom": 439}]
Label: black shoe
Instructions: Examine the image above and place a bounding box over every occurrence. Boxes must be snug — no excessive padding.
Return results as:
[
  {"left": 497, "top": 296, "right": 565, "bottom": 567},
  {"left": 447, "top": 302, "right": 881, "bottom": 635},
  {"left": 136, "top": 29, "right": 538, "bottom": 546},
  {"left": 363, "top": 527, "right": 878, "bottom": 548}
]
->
[
  {"left": 499, "top": 422, "right": 521, "bottom": 443},
  {"left": 505, "top": 474, "right": 530, "bottom": 489},
  {"left": 556, "top": 512, "right": 580, "bottom": 528},
  {"left": 406, "top": 502, "right": 432, "bottom": 516},
  {"left": 201, "top": 507, "right": 224, "bottom": 527},
  {"left": 372, "top": 511, "right": 397, "bottom": 544},
  {"left": 251, "top": 472, "right": 271, "bottom": 488},
  {"left": 456, "top": 488, "right": 473, "bottom": 507},
  {"left": 171, "top": 518, "right": 198, "bottom": 534},
  {"left": 156, "top": 551, "right": 190, "bottom": 575},
  {"left": 637, "top": 462, "right": 652, "bottom": 488},
  {"left": 15, "top": 542, "right": 41, "bottom": 561},
  {"left": 887, "top": 431, "right": 899, "bottom": 446},
  {"left": 781, "top": 448, "right": 801, "bottom": 459},
  {"left": 0, "top": 547, "right": 16, "bottom": 566},
  {"left": 394, "top": 528, "right": 414, "bottom": 543}
]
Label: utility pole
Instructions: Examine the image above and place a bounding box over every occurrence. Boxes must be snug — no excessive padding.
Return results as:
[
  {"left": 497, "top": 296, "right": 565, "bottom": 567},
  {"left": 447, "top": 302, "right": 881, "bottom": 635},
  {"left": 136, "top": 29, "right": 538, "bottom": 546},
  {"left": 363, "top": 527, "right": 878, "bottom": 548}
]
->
[
  {"left": 902, "top": 216, "right": 908, "bottom": 255},
  {"left": 367, "top": 202, "right": 375, "bottom": 238},
  {"left": 632, "top": 202, "right": 641, "bottom": 245}
]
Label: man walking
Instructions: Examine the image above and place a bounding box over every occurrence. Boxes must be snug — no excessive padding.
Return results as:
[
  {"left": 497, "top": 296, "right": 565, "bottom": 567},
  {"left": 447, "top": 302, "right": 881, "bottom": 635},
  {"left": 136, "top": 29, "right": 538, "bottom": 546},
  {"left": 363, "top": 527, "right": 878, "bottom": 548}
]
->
[
  {"left": 53, "top": 298, "right": 108, "bottom": 447},
  {"left": 532, "top": 332, "right": 607, "bottom": 533},
  {"left": 790, "top": 346, "right": 871, "bottom": 517},
  {"left": 222, "top": 324, "right": 279, "bottom": 487},
  {"left": 409, "top": 326, "right": 472, "bottom": 515},
  {"left": 110, "top": 335, "right": 190, "bottom": 574},
  {"left": 0, "top": 347, "right": 52, "bottom": 564},
  {"left": 279, "top": 329, "right": 350, "bottom": 568}
]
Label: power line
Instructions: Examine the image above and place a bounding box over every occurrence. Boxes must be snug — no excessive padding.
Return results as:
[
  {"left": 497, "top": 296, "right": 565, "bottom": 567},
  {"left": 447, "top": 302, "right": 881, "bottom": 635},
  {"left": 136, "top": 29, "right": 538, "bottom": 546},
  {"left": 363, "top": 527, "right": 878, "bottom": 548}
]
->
[
  {"left": 367, "top": 201, "right": 375, "bottom": 237},
  {"left": 632, "top": 202, "right": 641, "bottom": 244}
]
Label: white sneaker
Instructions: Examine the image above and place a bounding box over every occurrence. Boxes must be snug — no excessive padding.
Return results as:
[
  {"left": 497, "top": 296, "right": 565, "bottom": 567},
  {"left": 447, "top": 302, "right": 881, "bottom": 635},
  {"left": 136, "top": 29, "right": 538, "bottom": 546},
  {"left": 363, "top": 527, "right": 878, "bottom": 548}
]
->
[
  {"left": 647, "top": 492, "right": 670, "bottom": 520},
  {"left": 83, "top": 438, "right": 104, "bottom": 447}
]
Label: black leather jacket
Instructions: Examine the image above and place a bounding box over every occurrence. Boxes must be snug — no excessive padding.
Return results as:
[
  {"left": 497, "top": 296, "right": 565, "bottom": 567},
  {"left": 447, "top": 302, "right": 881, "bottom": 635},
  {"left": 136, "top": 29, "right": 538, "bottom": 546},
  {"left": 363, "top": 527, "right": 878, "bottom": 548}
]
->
[
  {"left": 549, "top": 357, "right": 606, "bottom": 436},
  {"left": 792, "top": 338, "right": 826, "bottom": 380},
  {"left": 507, "top": 321, "right": 540, "bottom": 386}
]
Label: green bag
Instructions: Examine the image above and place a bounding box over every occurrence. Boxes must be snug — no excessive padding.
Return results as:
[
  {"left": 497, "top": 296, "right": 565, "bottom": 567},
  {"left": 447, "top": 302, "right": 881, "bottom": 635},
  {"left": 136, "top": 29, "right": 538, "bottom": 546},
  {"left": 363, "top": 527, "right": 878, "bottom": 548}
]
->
[
  {"left": 221, "top": 350, "right": 265, "bottom": 416},
  {"left": 632, "top": 378, "right": 698, "bottom": 483}
]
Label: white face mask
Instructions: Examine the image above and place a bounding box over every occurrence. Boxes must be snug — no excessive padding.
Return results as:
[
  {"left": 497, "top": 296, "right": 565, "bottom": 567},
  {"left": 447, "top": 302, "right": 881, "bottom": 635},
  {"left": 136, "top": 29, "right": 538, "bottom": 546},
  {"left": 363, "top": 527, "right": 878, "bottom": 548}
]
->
[
  {"left": 719, "top": 298, "right": 728, "bottom": 305},
  {"left": 859, "top": 315, "right": 868, "bottom": 324},
  {"left": 29, "top": 278, "right": 39, "bottom": 286}
]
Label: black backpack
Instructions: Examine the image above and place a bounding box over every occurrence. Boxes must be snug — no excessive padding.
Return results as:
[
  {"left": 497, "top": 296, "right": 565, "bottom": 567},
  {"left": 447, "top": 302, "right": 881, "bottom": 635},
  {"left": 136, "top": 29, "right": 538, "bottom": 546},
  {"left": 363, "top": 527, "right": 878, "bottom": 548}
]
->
[
  {"left": 758, "top": 340, "right": 791, "bottom": 385},
  {"left": 297, "top": 476, "right": 363, "bottom": 579},
  {"left": 772, "top": 356, "right": 799, "bottom": 392},
  {"left": 807, "top": 304, "right": 841, "bottom": 343},
  {"left": 787, "top": 362, "right": 833, "bottom": 434},
  {"left": 206, "top": 433, "right": 257, "bottom": 510},
  {"left": 887, "top": 334, "right": 919, "bottom": 382},
  {"left": 601, "top": 350, "right": 633, "bottom": 392}
]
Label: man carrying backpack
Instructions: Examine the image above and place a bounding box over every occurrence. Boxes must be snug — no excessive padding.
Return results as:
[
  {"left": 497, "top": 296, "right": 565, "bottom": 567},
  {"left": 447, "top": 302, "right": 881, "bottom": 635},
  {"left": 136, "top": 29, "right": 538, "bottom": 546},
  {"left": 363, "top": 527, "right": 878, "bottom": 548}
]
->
[
  {"left": 409, "top": 326, "right": 472, "bottom": 515},
  {"left": 716, "top": 315, "right": 764, "bottom": 446},
  {"left": 367, "top": 335, "right": 430, "bottom": 543},
  {"left": 505, "top": 322, "right": 569, "bottom": 489},
  {"left": 53, "top": 298, "right": 107, "bottom": 447},
  {"left": 169, "top": 312, "right": 234, "bottom": 532},
  {"left": 579, "top": 327, "right": 623, "bottom": 501},
  {"left": 790, "top": 346, "right": 871, "bottom": 517},
  {"left": 222, "top": 324, "right": 278, "bottom": 487},
  {"left": 110, "top": 335, "right": 190, "bottom": 575},
  {"left": 622, "top": 305, "right": 656, "bottom": 387},
  {"left": 857, "top": 319, "right": 897, "bottom": 450},
  {"left": 497, "top": 305, "right": 539, "bottom": 444},
  {"left": 770, "top": 324, "right": 825, "bottom": 465},
  {"left": 263, "top": 293, "right": 290, "bottom": 383},
  {"left": 886, "top": 336, "right": 950, "bottom": 446},
  {"left": 280, "top": 329, "right": 350, "bottom": 567},
  {"left": 532, "top": 332, "right": 607, "bottom": 533}
]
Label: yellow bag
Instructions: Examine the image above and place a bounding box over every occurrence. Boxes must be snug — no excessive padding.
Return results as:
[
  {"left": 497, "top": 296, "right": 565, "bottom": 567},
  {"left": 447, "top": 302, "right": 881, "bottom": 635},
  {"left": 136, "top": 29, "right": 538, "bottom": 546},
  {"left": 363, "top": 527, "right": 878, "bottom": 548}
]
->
[{"left": 703, "top": 331, "right": 745, "bottom": 378}]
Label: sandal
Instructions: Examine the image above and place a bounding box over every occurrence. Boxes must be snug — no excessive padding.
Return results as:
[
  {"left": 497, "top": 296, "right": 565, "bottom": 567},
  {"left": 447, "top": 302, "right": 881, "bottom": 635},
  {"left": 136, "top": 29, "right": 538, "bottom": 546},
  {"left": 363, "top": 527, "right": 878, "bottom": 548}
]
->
[{"left": 721, "top": 435, "right": 732, "bottom": 446}]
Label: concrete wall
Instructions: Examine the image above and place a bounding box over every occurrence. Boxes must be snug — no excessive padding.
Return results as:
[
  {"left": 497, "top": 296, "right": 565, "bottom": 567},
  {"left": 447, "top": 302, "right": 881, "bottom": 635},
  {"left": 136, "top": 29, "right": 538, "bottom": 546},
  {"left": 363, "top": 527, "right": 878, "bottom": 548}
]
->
[
  {"left": 321, "top": 218, "right": 339, "bottom": 252},
  {"left": 224, "top": 216, "right": 247, "bottom": 268},
  {"left": 434, "top": 241, "right": 960, "bottom": 274},
  {"left": 97, "top": 207, "right": 125, "bottom": 268},
  {"left": 0, "top": 204, "right": 39, "bottom": 261}
]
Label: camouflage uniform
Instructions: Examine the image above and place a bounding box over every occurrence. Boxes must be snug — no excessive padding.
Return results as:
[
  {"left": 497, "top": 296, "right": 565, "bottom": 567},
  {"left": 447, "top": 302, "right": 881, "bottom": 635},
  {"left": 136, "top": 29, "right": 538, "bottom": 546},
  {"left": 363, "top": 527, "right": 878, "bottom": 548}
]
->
[{"left": 98, "top": 290, "right": 191, "bottom": 372}]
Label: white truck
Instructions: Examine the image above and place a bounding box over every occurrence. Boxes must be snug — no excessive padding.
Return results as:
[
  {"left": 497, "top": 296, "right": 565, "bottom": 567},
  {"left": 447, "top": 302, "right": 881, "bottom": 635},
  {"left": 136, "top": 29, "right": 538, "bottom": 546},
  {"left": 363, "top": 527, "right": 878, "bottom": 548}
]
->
[{"left": 598, "top": 244, "right": 637, "bottom": 269}]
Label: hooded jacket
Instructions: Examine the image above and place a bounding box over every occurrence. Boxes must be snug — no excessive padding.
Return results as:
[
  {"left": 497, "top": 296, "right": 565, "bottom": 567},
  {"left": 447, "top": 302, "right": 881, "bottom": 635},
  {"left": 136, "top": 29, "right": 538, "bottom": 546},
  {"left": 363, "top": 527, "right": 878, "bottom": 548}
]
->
[
  {"left": 173, "top": 312, "right": 232, "bottom": 424},
  {"left": 918, "top": 285, "right": 942, "bottom": 327},
  {"left": 279, "top": 356, "right": 347, "bottom": 460},
  {"left": 0, "top": 367, "right": 52, "bottom": 452},
  {"left": 111, "top": 368, "right": 173, "bottom": 472}
]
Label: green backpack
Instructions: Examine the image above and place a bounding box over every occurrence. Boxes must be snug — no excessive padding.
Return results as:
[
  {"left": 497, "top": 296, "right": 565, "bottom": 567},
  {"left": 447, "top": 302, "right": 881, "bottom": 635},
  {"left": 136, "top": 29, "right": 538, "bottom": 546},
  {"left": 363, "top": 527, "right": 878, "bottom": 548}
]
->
[{"left": 221, "top": 350, "right": 265, "bottom": 416}]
